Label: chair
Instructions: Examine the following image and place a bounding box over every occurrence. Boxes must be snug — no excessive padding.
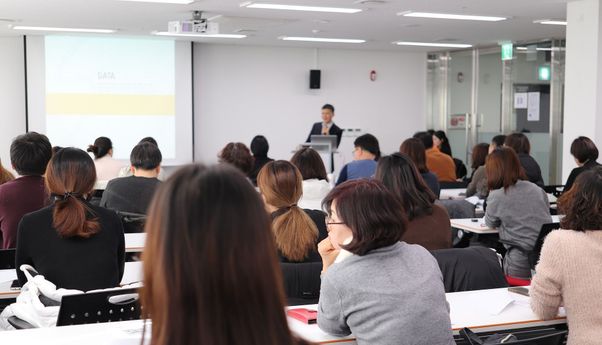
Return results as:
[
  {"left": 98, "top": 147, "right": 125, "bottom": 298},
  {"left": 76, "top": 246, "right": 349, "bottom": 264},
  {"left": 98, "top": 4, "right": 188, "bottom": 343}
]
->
[
  {"left": 0, "top": 248, "right": 16, "bottom": 269},
  {"left": 529, "top": 223, "right": 561, "bottom": 270},
  {"left": 440, "top": 180, "right": 469, "bottom": 189},
  {"left": 117, "top": 211, "right": 147, "bottom": 234},
  {"left": 457, "top": 328, "right": 566, "bottom": 345},
  {"left": 543, "top": 185, "right": 564, "bottom": 198},
  {"left": 56, "top": 287, "right": 141, "bottom": 326},
  {"left": 493, "top": 330, "right": 566, "bottom": 344},
  {"left": 431, "top": 247, "right": 508, "bottom": 293},
  {"left": 280, "top": 262, "right": 322, "bottom": 306}
]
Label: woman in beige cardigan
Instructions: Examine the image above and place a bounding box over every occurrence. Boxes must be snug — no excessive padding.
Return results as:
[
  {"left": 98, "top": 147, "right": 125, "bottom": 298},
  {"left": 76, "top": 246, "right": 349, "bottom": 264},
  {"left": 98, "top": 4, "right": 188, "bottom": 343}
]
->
[{"left": 531, "top": 166, "right": 602, "bottom": 345}]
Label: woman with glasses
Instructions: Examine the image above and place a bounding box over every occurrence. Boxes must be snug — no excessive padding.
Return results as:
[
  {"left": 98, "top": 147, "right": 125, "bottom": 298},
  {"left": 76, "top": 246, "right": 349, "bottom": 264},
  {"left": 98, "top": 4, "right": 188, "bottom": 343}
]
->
[
  {"left": 257, "top": 160, "right": 327, "bottom": 263},
  {"left": 141, "top": 164, "right": 312, "bottom": 345},
  {"left": 317, "top": 179, "right": 454, "bottom": 345}
]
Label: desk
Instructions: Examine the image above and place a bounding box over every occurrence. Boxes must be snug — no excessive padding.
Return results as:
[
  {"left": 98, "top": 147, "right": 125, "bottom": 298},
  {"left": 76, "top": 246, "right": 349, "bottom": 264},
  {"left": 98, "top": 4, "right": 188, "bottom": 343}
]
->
[
  {"left": 451, "top": 215, "right": 561, "bottom": 234},
  {"left": 125, "top": 233, "right": 145, "bottom": 253},
  {"left": 0, "top": 287, "right": 566, "bottom": 344},
  {"left": 0, "top": 261, "right": 143, "bottom": 299}
]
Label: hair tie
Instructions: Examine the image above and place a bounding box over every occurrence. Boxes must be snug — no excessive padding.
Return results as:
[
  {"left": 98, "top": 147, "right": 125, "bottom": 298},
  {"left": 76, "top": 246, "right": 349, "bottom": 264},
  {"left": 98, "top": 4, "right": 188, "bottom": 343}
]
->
[
  {"left": 271, "top": 204, "right": 298, "bottom": 219},
  {"left": 52, "top": 192, "right": 82, "bottom": 201}
]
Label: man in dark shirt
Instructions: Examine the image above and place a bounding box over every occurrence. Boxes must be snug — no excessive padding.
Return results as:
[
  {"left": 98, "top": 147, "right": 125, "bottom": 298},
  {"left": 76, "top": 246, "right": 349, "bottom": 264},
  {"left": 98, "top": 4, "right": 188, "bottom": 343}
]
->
[
  {"left": 0, "top": 132, "right": 52, "bottom": 249},
  {"left": 100, "top": 142, "right": 162, "bottom": 215},
  {"left": 306, "top": 104, "right": 343, "bottom": 148}
]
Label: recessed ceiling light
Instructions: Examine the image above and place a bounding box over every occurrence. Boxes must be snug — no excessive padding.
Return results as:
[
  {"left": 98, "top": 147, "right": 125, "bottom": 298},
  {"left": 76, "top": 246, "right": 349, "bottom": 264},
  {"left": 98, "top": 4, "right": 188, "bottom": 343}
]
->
[
  {"left": 534, "top": 20, "right": 567, "bottom": 26},
  {"left": 279, "top": 36, "right": 365, "bottom": 43},
  {"left": 399, "top": 11, "right": 506, "bottom": 22},
  {"left": 516, "top": 46, "right": 553, "bottom": 51},
  {"left": 12, "top": 26, "right": 116, "bottom": 33},
  {"left": 152, "top": 31, "right": 246, "bottom": 38},
  {"left": 241, "top": 2, "right": 362, "bottom": 14},
  {"left": 117, "top": 0, "right": 194, "bottom": 4},
  {"left": 394, "top": 41, "right": 472, "bottom": 48}
]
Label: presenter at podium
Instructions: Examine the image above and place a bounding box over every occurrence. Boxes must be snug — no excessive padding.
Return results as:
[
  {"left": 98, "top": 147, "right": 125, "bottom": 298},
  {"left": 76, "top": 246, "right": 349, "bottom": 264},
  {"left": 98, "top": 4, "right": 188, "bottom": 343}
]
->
[{"left": 306, "top": 104, "right": 343, "bottom": 148}]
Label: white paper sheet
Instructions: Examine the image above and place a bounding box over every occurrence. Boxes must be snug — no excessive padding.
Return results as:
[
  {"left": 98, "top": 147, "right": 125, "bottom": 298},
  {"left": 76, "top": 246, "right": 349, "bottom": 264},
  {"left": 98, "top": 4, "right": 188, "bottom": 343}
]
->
[{"left": 527, "top": 92, "right": 540, "bottom": 121}]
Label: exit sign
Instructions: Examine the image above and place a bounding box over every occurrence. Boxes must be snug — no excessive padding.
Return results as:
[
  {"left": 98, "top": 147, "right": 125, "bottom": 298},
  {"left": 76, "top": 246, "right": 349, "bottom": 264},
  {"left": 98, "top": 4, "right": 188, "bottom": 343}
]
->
[
  {"left": 538, "top": 66, "right": 551, "bottom": 81},
  {"left": 501, "top": 43, "right": 513, "bottom": 61}
]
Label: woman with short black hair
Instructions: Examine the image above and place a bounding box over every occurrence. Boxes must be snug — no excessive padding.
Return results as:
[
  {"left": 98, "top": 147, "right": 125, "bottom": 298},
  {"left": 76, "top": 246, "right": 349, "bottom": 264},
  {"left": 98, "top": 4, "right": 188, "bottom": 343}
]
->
[
  {"left": 563, "top": 136, "right": 600, "bottom": 193},
  {"left": 317, "top": 179, "right": 454, "bottom": 345}
]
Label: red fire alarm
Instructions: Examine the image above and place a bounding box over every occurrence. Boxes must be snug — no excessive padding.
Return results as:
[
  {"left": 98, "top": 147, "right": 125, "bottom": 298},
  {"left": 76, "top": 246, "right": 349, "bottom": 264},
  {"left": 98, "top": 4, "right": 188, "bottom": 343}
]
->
[{"left": 370, "top": 70, "right": 377, "bottom": 81}]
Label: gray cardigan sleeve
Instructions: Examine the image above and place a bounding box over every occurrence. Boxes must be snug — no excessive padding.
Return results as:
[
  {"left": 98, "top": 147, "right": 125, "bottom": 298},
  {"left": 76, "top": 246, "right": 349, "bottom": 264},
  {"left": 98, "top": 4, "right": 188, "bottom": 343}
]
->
[
  {"left": 317, "top": 274, "right": 351, "bottom": 337},
  {"left": 484, "top": 189, "right": 502, "bottom": 228}
]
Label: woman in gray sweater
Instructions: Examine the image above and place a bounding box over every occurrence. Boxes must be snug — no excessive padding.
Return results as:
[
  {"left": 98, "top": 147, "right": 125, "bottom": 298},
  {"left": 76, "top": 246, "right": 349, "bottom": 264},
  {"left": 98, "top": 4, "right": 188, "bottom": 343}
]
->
[
  {"left": 317, "top": 179, "right": 454, "bottom": 345},
  {"left": 484, "top": 148, "right": 552, "bottom": 280}
]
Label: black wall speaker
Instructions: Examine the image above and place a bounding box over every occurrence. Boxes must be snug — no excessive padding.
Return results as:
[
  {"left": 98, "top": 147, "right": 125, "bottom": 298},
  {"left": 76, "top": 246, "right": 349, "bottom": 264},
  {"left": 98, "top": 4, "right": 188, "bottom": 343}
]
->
[{"left": 310, "top": 69, "right": 321, "bottom": 89}]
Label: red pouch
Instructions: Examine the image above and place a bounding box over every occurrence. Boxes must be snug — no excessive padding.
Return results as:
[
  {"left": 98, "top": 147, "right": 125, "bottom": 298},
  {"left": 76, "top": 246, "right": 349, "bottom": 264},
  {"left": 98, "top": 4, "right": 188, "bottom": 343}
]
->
[{"left": 287, "top": 308, "right": 318, "bottom": 324}]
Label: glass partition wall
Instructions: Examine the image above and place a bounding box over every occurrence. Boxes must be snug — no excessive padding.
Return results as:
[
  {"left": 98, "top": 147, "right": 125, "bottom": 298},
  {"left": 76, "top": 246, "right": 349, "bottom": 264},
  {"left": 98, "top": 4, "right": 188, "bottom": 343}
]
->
[{"left": 426, "top": 40, "right": 565, "bottom": 184}]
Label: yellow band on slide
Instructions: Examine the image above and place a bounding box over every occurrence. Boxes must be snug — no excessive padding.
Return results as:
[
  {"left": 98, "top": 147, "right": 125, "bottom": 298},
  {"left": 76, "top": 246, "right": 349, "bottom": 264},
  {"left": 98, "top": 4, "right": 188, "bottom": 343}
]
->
[{"left": 46, "top": 93, "right": 175, "bottom": 115}]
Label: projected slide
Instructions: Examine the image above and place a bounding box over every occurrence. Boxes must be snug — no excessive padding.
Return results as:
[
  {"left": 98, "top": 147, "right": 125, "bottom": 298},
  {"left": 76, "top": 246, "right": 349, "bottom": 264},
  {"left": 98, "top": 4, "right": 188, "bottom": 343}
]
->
[{"left": 45, "top": 36, "right": 176, "bottom": 160}]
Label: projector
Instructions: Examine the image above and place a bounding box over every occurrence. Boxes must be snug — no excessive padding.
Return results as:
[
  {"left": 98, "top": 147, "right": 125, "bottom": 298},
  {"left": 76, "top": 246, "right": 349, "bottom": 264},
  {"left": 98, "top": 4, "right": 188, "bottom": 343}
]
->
[{"left": 168, "top": 10, "right": 219, "bottom": 34}]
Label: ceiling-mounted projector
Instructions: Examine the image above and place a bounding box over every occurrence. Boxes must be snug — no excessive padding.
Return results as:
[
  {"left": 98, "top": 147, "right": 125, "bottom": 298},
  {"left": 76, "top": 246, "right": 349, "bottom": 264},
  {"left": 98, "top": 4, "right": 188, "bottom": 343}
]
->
[{"left": 168, "top": 10, "right": 219, "bottom": 34}]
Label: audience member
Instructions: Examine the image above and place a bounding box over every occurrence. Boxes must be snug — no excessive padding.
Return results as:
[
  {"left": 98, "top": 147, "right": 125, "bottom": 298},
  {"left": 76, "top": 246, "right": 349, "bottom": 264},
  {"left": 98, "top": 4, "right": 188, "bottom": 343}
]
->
[
  {"left": 290, "top": 147, "right": 331, "bottom": 210},
  {"left": 489, "top": 134, "right": 506, "bottom": 153},
  {"left": 531, "top": 167, "right": 602, "bottom": 345},
  {"left": 87, "top": 136, "right": 123, "bottom": 181},
  {"left": 16, "top": 148, "right": 124, "bottom": 290},
  {"left": 117, "top": 137, "right": 166, "bottom": 180},
  {"left": 317, "top": 179, "right": 454, "bottom": 345},
  {"left": 400, "top": 138, "right": 440, "bottom": 197},
  {"left": 433, "top": 130, "right": 467, "bottom": 179},
  {"left": 414, "top": 132, "right": 456, "bottom": 182},
  {"left": 504, "top": 133, "right": 544, "bottom": 187},
  {"left": 466, "top": 143, "right": 490, "bottom": 198},
  {"left": 257, "top": 161, "right": 327, "bottom": 263},
  {"left": 0, "top": 159, "right": 14, "bottom": 186},
  {"left": 375, "top": 153, "right": 451, "bottom": 250},
  {"left": 218, "top": 142, "right": 254, "bottom": 176},
  {"left": 335, "top": 134, "right": 380, "bottom": 186},
  {"left": 100, "top": 142, "right": 162, "bottom": 214},
  {"left": 248, "top": 135, "right": 274, "bottom": 186},
  {"left": 141, "top": 164, "right": 311, "bottom": 345},
  {"left": 484, "top": 148, "right": 551, "bottom": 280},
  {"left": 563, "top": 136, "right": 600, "bottom": 193},
  {"left": 0, "top": 132, "right": 52, "bottom": 249}
]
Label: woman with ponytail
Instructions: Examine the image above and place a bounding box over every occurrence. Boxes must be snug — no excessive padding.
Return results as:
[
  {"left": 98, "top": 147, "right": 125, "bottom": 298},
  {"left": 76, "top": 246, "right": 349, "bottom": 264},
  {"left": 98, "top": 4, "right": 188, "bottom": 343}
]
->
[
  {"left": 87, "top": 136, "right": 123, "bottom": 181},
  {"left": 257, "top": 160, "right": 327, "bottom": 263},
  {"left": 15, "top": 147, "right": 125, "bottom": 290}
]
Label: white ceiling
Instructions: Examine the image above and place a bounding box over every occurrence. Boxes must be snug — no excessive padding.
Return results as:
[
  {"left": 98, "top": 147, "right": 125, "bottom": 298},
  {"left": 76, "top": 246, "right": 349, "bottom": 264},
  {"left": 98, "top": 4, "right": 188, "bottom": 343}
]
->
[{"left": 0, "top": 0, "right": 568, "bottom": 51}]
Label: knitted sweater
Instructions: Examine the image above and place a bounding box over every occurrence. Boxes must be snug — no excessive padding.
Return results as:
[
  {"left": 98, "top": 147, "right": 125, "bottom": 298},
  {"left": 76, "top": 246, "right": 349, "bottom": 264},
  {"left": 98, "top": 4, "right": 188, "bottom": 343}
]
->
[{"left": 531, "top": 229, "right": 602, "bottom": 345}]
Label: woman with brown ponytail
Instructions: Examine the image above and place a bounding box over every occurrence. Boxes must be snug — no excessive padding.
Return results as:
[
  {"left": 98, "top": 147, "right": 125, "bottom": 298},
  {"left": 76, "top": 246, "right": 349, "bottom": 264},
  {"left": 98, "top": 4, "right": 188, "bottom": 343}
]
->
[
  {"left": 257, "top": 160, "right": 328, "bottom": 263},
  {"left": 15, "top": 147, "right": 125, "bottom": 291}
]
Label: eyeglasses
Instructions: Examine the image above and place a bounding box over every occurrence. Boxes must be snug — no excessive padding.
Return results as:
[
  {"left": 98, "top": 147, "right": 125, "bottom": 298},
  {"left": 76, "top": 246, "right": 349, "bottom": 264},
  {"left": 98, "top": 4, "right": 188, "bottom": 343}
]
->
[{"left": 325, "top": 215, "right": 345, "bottom": 226}]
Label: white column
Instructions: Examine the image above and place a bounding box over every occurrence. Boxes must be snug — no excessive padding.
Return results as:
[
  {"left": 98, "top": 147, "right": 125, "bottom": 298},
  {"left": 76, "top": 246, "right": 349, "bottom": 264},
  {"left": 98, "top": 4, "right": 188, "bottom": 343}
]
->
[{"left": 563, "top": 0, "right": 602, "bottom": 182}]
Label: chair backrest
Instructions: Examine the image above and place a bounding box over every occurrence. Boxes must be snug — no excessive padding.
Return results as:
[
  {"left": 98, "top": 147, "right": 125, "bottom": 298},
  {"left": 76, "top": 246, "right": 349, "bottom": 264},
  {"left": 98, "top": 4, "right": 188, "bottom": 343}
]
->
[
  {"left": 529, "top": 223, "right": 561, "bottom": 270},
  {"left": 431, "top": 247, "right": 508, "bottom": 293},
  {"left": 440, "top": 180, "right": 469, "bottom": 189},
  {"left": 0, "top": 248, "right": 16, "bottom": 269},
  {"left": 56, "top": 287, "right": 141, "bottom": 326},
  {"left": 117, "top": 211, "right": 147, "bottom": 234},
  {"left": 280, "top": 262, "right": 322, "bottom": 306}
]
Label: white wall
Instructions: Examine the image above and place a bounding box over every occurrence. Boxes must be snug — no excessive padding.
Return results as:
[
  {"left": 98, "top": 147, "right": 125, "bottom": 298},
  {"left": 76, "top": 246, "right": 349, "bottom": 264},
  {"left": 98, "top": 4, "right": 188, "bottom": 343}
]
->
[
  {"left": 193, "top": 44, "right": 426, "bottom": 167},
  {"left": 0, "top": 37, "right": 27, "bottom": 174},
  {"left": 563, "top": 0, "right": 602, "bottom": 182}
]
